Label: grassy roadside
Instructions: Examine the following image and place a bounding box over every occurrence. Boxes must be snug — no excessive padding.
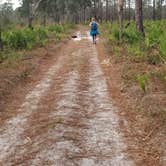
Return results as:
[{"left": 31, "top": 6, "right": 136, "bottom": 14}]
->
[
  {"left": 0, "top": 24, "right": 75, "bottom": 64},
  {"left": 100, "top": 21, "right": 166, "bottom": 165},
  {"left": 0, "top": 24, "right": 76, "bottom": 109}
]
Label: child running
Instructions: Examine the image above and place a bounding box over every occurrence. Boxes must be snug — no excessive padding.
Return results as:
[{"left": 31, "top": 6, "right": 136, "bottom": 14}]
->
[{"left": 89, "top": 17, "right": 99, "bottom": 44}]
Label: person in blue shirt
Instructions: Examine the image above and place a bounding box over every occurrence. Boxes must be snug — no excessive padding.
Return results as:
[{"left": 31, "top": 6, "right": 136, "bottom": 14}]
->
[{"left": 89, "top": 18, "right": 99, "bottom": 44}]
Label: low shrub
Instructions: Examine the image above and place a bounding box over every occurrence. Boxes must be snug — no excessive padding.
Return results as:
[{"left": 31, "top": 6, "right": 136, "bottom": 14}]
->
[
  {"left": 2, "top": 24, "right": 72, "bottom": 51},
  {"left": 110, "top": 23, "right": 119, "bottom": 41},
  {"left": 159, "top": 32, "right": 166, "bottom": 59},
  {"left": 123, "top": 24, "right": 141, "bottom": 44},
  {"left": 4, "top": 30, "right": 27, "bottom": 49},
  {"left": 136, "top": 74, "right": 149, "bottom": 93},
  {"left": 104, "top": 20, "right": 166, "bottom": 63},
  {"left": 48, "top": 25, "right": 64, "bottom": 33}
]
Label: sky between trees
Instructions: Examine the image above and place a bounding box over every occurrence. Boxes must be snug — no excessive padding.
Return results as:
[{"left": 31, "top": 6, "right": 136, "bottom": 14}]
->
[{"left": 0, "top": 0, "right": 21, "bottom": 9}]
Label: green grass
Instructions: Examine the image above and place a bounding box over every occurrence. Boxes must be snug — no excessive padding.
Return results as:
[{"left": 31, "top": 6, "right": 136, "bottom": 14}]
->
[
  {"left": 0, "top": 23, "right": 75, "bottom": 62},
  {"left": 136, "top": 74, "right": 149, "bottom": 93},
  {"left": 103, "top": 20, "right": 166, "bottom": 63},
  {"left": 2, "top": 27, "right": 47, "bottom": 50},
  {"left": 2, "top": 24, "right": 75, "bottom": 49}
]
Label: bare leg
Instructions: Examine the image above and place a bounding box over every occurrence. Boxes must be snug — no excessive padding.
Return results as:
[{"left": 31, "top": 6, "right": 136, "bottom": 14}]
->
[
  {"left": 92, "top": 35, "right": 95, "bottom": 44},
  {"left": 94, "top": 35, "right": 97, "bottom": 44}
]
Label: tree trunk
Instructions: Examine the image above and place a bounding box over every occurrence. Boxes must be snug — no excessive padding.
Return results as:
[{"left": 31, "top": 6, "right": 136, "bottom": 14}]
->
[
  {"left": 106, "top": 0, "right": 109, "bottom": 21},
  {"left": 0, "top": 29, "right": 3, "bottom": 51},
  {"left": 28, "top": 15, "right": 33, "bottom": 29},
  {"left": 83, "top": 7, "right": 86, "bottom": 23},
  {"left": 118, "top": 7, "right": 123, "bottom": 40},
  {"left": 43, "top": 13, "right": 47, "bottom": 26},
  {"left": 128, "top": 0, "right": 131, "bottom": 21},
  {"left": 28, "top": 2, "right": 33, "bottom": 29},
  {"left": 42, "top": 5, "right": 47, "bottom": 26},
  {"left": 94, "top": 0, "right": 97, "bottom": 18},
  {"left": 100, "top": 2, "right": 103, "bottom": 22},
  {"left": 153, "top": 0, "right": 156, "bottom": 20},
  {"left": 118, "top": 0, "right": 124, "bottom": 40},
  {"left": 135, "top": 0, "right": 145, "bottom": 36},
  {"left": 113, "top": 0, "right": 116, "bottom": 21},
  {"left": 160, "top": 0, "right": 163, "bottom": 20},
  {"left": 28, "top": 0, "right": 44, "bottom": 28}
]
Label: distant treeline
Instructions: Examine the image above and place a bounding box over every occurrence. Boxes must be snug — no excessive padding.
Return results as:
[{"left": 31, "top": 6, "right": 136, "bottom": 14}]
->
[{"left": 0, "top": 0, "right": 166, "bottom": 26}]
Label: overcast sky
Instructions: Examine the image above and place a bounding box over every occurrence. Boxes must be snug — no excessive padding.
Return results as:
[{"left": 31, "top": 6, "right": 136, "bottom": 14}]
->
[{"left": 0, "top": 0, "right": 21, "bottom": 9}]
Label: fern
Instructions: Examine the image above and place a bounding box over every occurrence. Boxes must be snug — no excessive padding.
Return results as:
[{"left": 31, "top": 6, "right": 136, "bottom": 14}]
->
[{"left": 136, "top": 74, "right": 149, "bottom": 93}]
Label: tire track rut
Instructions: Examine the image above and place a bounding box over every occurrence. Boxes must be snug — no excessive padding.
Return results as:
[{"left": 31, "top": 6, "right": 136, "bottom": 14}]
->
[{"left": 0, "top": 32, "right": 134, "bottom": 166}]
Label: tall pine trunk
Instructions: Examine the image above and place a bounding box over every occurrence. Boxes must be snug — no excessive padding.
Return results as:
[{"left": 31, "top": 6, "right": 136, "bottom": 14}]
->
[
  {"left": 28, "top": 0, "right": 43, "bottom": 29},
  {"left": 98, "top": 0, "right": 103, "bottom": 22},
  {"left": 0, "top": 28, "right": 3, "bottom": 51},
  {"left": 118, "top": 7, "right": 123, "bottom": 40},
  {"left": 160, "top": 0, "right": 163, "bottom": 20},
  {"left": 94, "top": 0, "right": 97, "bottom": 18},
  {"left": 153, "top": 0, "right": 156, "bottom": 20},
  {"left": 135, "top": 0, "right": 145, "bottom": 36},
  {"left": 128, "top": 0, "right": 131, "bottom": 21},
  {"left": 118, "top": 0, "right": 124, "bottom": 40},
  {"left": 113, "top": 0, "right": 116, "bottom": 21},
  {"left": 106, "top": 0, "right": 109, "bottom": 21},
  {"left": 28, "top": 15, "right": 33, "bottom": 29},
  {"left": 28, "top": 2, "right": 33, "bottom": 29}
]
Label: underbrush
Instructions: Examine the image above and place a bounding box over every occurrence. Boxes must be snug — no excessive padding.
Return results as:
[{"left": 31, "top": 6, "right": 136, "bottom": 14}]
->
[
  {"left": 102, "top": 20, "right": 166, "bottom": 98},
  {"left": 3, "top": 27, "right": 48, "bottom": 50},
  {"left": 0, "top": 48, "right": 24, "bottom": 68},
  {"left": 103, "top": 20, "right": 166, "bottom": 93},
  {"left": 102, "top": 20, "right": 166, "bottom": 165},
  {"left": 0, "top": 24, "right": 75, "bottom": 62},
  {"left": 103, "top": 20, "right": 166, "bottom": 64}
]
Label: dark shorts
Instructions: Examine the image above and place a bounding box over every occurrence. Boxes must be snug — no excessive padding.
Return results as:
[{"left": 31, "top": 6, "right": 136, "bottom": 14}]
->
[{"left": 90, "top": 29, "right": 99, "bottom": 36}]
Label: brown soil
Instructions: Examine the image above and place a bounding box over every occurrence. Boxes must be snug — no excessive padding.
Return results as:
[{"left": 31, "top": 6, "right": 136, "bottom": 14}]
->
[
  {"left": 0, "top": 28, "right": 165, "bottom": 166},
  {"left": 96, "top": 38, "right": 166, "bottom": 166},
  {"left": 0, "top": 40, "right": 69, "bottom": 126}
]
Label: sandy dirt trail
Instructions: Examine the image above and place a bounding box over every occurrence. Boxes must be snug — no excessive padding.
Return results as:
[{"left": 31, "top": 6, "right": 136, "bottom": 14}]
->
[{"left": 0, "top": 31, "right": 134, "bottom": 166}]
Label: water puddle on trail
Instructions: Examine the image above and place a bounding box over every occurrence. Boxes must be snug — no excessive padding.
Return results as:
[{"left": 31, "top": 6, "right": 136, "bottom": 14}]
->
[{"left": 72, "top": 31, "right": 99, "bottom": 43}]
